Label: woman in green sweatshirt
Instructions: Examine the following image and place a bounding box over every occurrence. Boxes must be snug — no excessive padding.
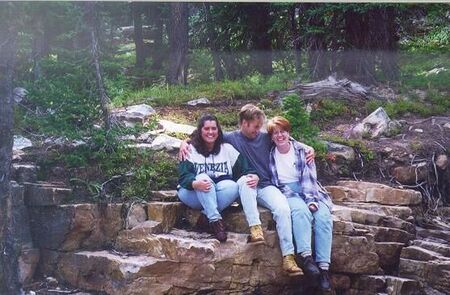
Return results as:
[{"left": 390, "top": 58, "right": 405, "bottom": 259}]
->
[{"left": 178, "top": 114, "right": 264, "bottom": 243}]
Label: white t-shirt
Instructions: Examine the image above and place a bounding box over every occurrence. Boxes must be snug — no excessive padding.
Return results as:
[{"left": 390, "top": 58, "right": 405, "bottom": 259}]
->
[{"left": 274, "top": 145, "right": 299, "bottom": 184}]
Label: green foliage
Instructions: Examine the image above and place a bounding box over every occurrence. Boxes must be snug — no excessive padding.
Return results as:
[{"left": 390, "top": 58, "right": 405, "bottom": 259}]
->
[
  {"left": 21, "top": 58, "right": 100, "bottom": 139},
  {"left": 365, "top": 92, "right": 450, "bottom": 119},
  {"left": 113, "top": 73, "right": 295, "bottom": 107},
  {"left": 281, "top": 94, "right": 327, "bottom": 156},
  {"left": 399, "top": 52, "right": 450, "bottom": 91},
  {"left": 122, "top": 151, "right": 178, "bottom": 198},
  {"left": 310, "top": 99, "right": 354, "bottom": 122},
  {"left": 189, "top": 49, "right": 215, "bottom": 83},
  {"left": 50, "top": 127, "right": 178, "bottom": 200}
]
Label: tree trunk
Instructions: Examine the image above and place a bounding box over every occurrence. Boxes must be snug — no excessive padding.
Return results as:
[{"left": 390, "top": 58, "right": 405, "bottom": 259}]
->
[
  {"left": 341, "top": 9, "right": 377, "bottom": 85},
  {"left": 376, "top": 7, "right": 399, "bottom": 81},
  {"left": 31, "top": 18, "right": 45, "bottom": 80},
  {"left": 147, "top": 3, "right": 164, "bottom": 71},
  {"left": 168, "top": 2, "right": 189, "bottom": 85},
  {"left": 222, "top": 50, "right": 241, "bottom": 80},
  {"left": 306, "top": 4, "right": 329, "bottom": 80},
  {"left": 290, "top": 5, "right": 302, "bottom": 76},
  {"left": 132, "top": 2, "right": 145, "bottom": 68},
  {"left": 203, "top": 3, "right": 224, "bottom": 81},
  {"left": 84, "top": 1, "right": 111, "bottom": 132},
  {"left": 246, "top": 4, "right": 273, "bottom": 75},
  {"left": 0, "top": 4, "right": 20, "bottom": 293}
]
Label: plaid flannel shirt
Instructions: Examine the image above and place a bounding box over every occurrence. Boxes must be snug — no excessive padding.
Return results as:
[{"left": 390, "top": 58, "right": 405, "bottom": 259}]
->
[{"left": 269, "top": 139, "right": 333, "bottom": 210}]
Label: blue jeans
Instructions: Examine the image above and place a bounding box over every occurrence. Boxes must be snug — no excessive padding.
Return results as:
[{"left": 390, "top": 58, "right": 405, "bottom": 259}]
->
[
  {"left": 237, "top": 176, "right": 260, "bottom": 227},
  {"left": 256, "top": 185, "right": 295, "bottom": 256},
  {"left": 178, "top": 173, "right": 239, "bottom": 222},
  {"left": 285, "top": 182, "right": 333, "bottom": 264}
]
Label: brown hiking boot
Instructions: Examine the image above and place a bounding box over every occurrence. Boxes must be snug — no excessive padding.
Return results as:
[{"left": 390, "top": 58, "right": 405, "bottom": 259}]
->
[
  {"left": 210, "top": 219, "right": 227, "bottom": 242},
  {"left": 195, "top": 214, "right": 210, "bottom": 233},
  {"left": 248, "top": 225, "right": 265, "bottom": 244},
  {"left": 283, "top": 254, "right": 303, "bottom": 276}
]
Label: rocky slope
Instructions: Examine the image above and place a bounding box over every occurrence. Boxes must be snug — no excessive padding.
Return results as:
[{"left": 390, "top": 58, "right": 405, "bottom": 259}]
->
[{"left": 17, "top": 179, "right": 450, "bottom": 295}]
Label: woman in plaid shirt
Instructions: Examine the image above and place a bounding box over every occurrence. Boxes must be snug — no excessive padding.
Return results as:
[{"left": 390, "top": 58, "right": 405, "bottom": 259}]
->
[{"left": 267, "top": 116, "right": 333, "bottom": 292}]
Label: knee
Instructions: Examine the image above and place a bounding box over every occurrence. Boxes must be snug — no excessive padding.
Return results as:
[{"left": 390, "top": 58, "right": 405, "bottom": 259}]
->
[
  {"left": 315, "top": 211, "right": 333, "bottom": 228},
  {"left": 273, "top": 203, "right": 291, "bottom": 218},
  {"left": 225, "top": 181, "right": 239, "bottom": 193},
  {"left": 237, "top": 175, "right": 247, "bottom": 186}
]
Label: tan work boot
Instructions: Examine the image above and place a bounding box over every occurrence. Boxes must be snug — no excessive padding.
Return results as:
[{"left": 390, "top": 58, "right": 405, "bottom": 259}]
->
[
  {"left": 283, "top": 254, "right": 303, "bottom": 276},
  {"left": 248, "top": 224, "right": 265, "bottom": 244}
]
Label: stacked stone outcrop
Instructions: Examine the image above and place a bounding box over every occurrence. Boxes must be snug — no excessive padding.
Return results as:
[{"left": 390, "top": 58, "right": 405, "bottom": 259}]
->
[{"left": 22, "top": 180, "right": 450, "bottom": 294}]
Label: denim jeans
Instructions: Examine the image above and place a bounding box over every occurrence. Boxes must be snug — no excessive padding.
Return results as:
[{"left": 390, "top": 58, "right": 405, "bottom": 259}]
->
[
  {"left": 178, "top": 173, "right": 239, "bottom": 222},
  {"left": 237, "top": 176, "right": 260, "bottom": 227},
  {"left": 285, "top": 181, "right": 333, "bottom": 264},
  {"left": 256, "top": 185, "right": 295, "bottom": 256}
]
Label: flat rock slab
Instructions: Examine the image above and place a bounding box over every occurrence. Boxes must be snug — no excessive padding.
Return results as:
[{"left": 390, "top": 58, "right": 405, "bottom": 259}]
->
[
  {"left": 57, "top": 236, "right": 293, "bottom": 295},
  {"left": 29, "top": 204, "right": 123, "bottom": 251},
  {"left": 327, "top": 181, "right": 422, "bottom": 206},
  {"left": 24, "top": 182, "right": 72, "bottom": 206},
  {"left": 158, "top": 119, "right": 195, "bottom": 135},
  {"left": 399, "top": 258, "right": 450, "bottom": 294}
]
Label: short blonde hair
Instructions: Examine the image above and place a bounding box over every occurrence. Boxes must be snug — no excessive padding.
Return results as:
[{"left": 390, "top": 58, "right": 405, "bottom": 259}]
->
[
  {"left": 239, "top": 104, "right": 265, "bottom": 124},
  {"left": 267, "top": 116, "right": 291, "bottom": 136}
]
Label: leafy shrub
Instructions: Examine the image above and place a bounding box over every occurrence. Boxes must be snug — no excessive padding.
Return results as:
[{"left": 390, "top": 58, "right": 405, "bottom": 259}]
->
[
  {"left": 310, "top": 99, "right": 353, "bottom": 122},
  {"left": 281, "top": 94, "right": 327, "bottom": 156}
]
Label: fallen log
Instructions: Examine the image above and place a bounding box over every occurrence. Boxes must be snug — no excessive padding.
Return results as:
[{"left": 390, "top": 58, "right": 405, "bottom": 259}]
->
[{"left": 278, "top": 75, "right": 371, "bottom": 102}]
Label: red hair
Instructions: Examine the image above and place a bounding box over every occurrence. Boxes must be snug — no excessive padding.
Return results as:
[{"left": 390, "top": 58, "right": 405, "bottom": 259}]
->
[{"left": 267, "top": 116, "right": 291, "bottom": 136}]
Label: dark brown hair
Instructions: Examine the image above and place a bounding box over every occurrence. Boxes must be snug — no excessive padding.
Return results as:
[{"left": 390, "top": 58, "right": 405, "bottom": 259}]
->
[{"left": 191, "top": 114, "right": 224, "bottom": 157}]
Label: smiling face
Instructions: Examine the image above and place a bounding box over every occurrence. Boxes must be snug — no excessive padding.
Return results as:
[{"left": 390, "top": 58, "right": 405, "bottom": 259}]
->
[
  {"left": 240, "top": 118, "right": 264, "bottom": 139},
  {"left": 270, "top": 126, "right": 290, "bottom": 148},
  {"left": 201, "top": 120, "right": 219, "bottom": 149}
]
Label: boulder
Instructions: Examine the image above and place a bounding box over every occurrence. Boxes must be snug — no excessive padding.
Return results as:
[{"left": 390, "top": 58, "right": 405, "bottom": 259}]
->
[
  {"left": 325, "top": 142, "right": 356, "bottom": 176},
  {"left": 350, "top": 107, "right": 401, "bottom": 139},
  {"left": 13, "top": 135, "right": 33, "bottom": 150},
  {"left": 392, "top": 163, "right": 428, "bottom": 185},
  {"left": 158, "top": 119, "right": 195, "bottom": 135},
  {"left": 326, "top": 142, "right": 356, "bottom": 162},
  {"left": 111, "top": 104, "right": 156, "bottom": 127},
  {"left": 150, "top": 134, "right": 182, "bottom": 151},
  {"left": 186, "top": 97, "right": 211, "bottom": 106}
]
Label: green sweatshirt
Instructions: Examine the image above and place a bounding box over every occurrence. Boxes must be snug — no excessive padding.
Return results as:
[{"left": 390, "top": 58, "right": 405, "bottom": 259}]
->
[{"left": 178, "top": 143, "right": 256, "bottom": 190}]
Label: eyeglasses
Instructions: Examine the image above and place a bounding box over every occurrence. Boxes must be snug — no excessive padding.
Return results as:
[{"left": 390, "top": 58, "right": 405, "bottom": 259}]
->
[{"left": 271, "top": 130, "right": 288, "bottom": 136}]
